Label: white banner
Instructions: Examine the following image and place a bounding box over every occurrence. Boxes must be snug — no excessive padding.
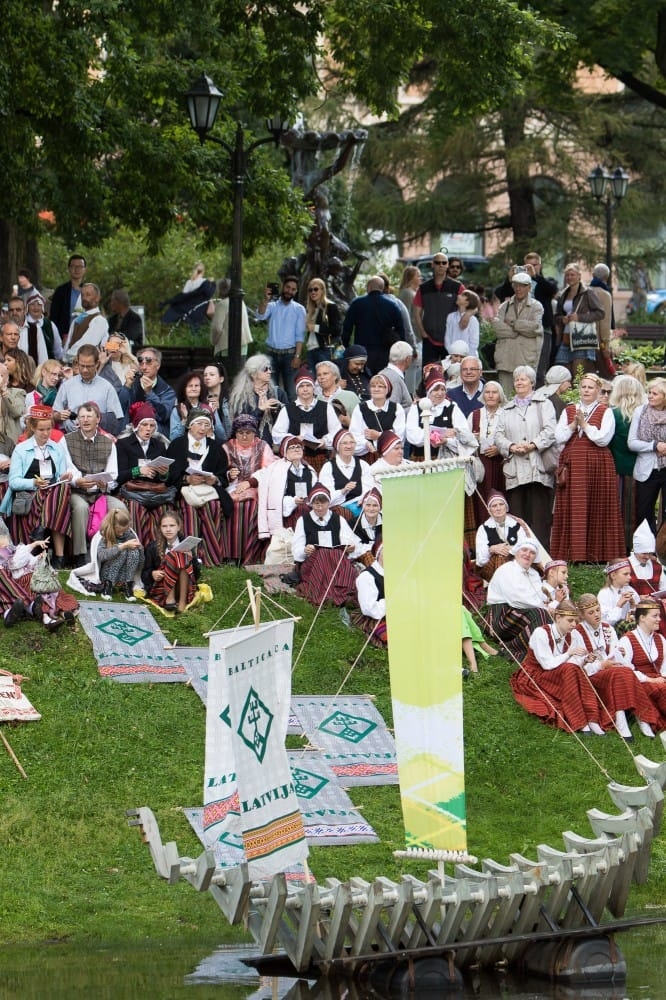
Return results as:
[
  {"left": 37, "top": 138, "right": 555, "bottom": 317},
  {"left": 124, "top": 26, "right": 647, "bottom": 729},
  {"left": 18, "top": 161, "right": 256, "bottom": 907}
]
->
[{"left": 204, "top": 620, "right": 308, "bottom": 879}]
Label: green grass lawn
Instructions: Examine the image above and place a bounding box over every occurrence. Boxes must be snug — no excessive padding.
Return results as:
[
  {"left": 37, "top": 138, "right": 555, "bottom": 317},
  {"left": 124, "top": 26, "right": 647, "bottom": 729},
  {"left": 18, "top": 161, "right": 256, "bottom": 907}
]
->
[{"left": 0, "top": 563, "right": 664, "bottom": 947}]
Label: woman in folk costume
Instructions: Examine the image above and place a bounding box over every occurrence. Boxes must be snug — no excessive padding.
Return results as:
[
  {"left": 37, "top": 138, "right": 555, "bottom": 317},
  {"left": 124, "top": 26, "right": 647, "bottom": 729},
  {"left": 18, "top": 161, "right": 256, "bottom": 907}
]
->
[
  {"left": 348, "top": 373, "right": 406, "bottom": 461},
  {"left": 598, "top": 558, "right": 640, "bottom": 629},
  {"left": 614, "top": 598, "right": 666, "bottom": 730},
  {"left": 166, "top": 406, "right": 233, "bottom": 567},
  {"left": 486, "top": 539, "right": 551, "bottom": 661},
  {"left": 571, "top": 594, "right": 660, "bottom": 740},
  {"left": 468, "top": 379, "right": 506, "bottom": 525},
  {"left": 0, "top": 522, "right": 77, "bottom": 632},
  {"left": 510, "top": 600, "right": 606, "bottom": 735},
  {"left": 406, "top": 366, "right": 476, "bottom": 461},
  {"left": 290, "top": 483, "right": 363, "bottom": 605},
  {"left": 272, "top": 368, "right": 341, "bottom": 474},
  {"left": 223, "top": 414, "right": 276, "bottom": 566},
  {"left": 370, "top": 430, "right": 416, "bottom": 482},
  {"left": 0, "top": 405, "right": 71, "bottom": 564},
  {"left": 318, "top": 429, "right": 374, "bottom": 520},
  {"left": 353, "top": 540, "right": 387, "bottom": 646},
  {"left": 350, "top": 487, "right": 383, "bottom": 564},
  {"left": 474, "top": 490, "right": 530, "bottom": 583},
  {"left": 116, "top": 401, "right": 172, "bottom": 545},
  {"left": 551, "top": 373, "right": 625, "bottom": 563},
  {"left": 256, "top": 436, "right": 317, "bottom": 540},
  {"left": 629, "top": 520, "right": 666, "bottom": 595}
]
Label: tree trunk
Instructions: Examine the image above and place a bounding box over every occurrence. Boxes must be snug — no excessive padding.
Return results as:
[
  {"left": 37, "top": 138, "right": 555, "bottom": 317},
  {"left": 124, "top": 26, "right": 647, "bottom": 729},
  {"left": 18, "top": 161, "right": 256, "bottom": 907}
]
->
[
  {"left": 0, "top": 221, "right": 40, "bottom": 298},
  {"left": 500, "top": 106, "right": 538, "bottom": 256}
]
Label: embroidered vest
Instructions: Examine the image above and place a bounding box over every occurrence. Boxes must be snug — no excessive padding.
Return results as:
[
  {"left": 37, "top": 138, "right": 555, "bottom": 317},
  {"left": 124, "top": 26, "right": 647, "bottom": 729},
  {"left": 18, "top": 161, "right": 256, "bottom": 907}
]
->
[
  {"left": 365, "top": 564, "right": 385, "bottom": 600},
  {"left": 484, "top": 521, "right": 520, "bottom": 548},
  {"left": 285, "top": 465, "right": 315, "bottom": 498}
]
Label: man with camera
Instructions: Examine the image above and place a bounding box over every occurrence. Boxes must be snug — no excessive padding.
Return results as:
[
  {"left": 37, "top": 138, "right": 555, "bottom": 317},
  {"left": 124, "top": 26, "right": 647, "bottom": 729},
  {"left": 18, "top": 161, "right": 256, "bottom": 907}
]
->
[
  {"left": 52, "top": 344, "right": 124, "bottom": 436},
  {"left": 256, "top": 276, "right": 306, "bottom": 403}
]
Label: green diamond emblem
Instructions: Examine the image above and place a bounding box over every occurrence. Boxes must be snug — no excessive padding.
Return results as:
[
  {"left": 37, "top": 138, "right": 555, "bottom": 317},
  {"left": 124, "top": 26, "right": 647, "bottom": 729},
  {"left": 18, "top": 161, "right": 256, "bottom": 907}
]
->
[
  {"left": 291, "top": 766, "right": 329, "bottom": 799},
  {"left": 96, "top": 618, "right": 152, "bottom": 647},
  {"left": 237, "top": 687, "right": 273, "bottom": 763},
  {"left": 319, "top": 710, "right": 377, "bottom": 744}
]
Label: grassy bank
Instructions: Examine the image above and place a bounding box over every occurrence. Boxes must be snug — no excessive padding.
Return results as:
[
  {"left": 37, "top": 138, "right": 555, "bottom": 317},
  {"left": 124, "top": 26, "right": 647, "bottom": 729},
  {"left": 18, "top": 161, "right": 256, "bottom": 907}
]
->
[{"left": 0, "top": 563, "right": 664, "bottom": 948}]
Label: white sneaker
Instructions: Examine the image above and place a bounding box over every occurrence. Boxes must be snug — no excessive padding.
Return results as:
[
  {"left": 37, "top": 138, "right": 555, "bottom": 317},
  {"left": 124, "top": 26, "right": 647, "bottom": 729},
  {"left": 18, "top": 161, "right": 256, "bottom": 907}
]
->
[
  {"left": 588, "top": 722, "right": 605, "bottom": 736},
  {"left": 637, "top": 719, "right": 655, "bottom": 738}
]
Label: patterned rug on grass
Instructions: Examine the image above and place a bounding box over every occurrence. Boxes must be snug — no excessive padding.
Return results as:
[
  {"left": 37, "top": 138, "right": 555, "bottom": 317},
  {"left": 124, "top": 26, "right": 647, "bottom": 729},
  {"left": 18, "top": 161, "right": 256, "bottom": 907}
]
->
[
  {"left": 77, "top": 601, "right": 187, "bottom": 682},
  {"left": 184, "top": 749, "right": 377, "bottom": 867},
  {"left": 291, "top": 696, "right": 398, "bottom": 786}
]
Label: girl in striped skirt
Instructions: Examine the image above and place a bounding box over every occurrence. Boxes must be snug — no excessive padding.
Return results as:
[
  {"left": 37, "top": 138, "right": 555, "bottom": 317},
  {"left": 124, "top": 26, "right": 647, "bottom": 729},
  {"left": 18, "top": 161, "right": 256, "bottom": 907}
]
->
[
  {"left": 289, "top": 484, "right": 362, "bottom": 606},
  {"left": 141, "top": 510, "right": 200, "bottom": 613}
]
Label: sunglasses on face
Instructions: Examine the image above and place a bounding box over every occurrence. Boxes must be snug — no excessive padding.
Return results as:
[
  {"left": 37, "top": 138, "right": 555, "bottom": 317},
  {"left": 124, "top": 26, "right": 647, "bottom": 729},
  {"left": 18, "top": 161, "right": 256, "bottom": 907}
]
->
[{"left": 137, "top": 356, "right": 157, "bottom": 364}]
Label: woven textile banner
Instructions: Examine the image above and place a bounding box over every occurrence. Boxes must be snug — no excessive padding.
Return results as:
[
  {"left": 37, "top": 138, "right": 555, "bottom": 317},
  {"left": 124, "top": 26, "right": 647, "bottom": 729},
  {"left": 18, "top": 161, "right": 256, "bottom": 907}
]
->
[
  {"left": 204, "top": 621, "right": 308, "bottom": 879},
  {"left": 382, "top": 466, "right": 466, "bottom": 851}
]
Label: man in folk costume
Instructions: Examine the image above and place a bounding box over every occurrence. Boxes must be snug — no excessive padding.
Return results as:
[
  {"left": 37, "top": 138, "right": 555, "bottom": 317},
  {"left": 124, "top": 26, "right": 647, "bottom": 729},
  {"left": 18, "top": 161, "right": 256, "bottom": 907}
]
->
[
  {"left": 614, "top": 598, "right": 666, "bottom": 730},
  {"left": 272, "top": 368, "right": 341, "bottom": 474},
  {"left": 288, "top": 483, "right": 362, "bottom": 603},
  {"left": 62, "top": 402, "right": 126, "bottom": 568},
  {"left": 510, "top": 599, "right": 606, "bottom": 735},
  {"left": 571, "top": 593, "right": 660, "bottom": 740},
  {"left": 62, "top": 283, "right": 108, "bottom": 362}
]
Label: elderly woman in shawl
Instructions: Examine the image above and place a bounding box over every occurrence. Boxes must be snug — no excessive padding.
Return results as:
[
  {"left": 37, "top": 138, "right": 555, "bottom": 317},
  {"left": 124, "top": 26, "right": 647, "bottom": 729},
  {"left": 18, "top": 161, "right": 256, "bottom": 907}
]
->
[
  {"left": 628, "top": 377, "right": 666, "bottom": 535},
  {"left": 223, "top": 414, "right": 276, "bottom": 565},
  {"left": 228, "top": 353, "right": 287, "bottom": 448}
]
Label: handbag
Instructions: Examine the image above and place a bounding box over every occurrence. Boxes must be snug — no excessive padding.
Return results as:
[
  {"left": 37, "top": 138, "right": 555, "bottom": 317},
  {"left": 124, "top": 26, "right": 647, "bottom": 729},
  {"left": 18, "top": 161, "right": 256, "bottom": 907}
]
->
[
  {"left": 120, "top": 484, "right": 177, "bottom": 509},
  {"left": 570, "top": 322, "right": 599, "bottom": 352},
  {"left": 11, "top": 491, "right": 33, "bottom": 516},
  {"left": 181, "top": 484, "right": 219, "bottom": 508},
  {"left": 122, "top": 479, "right": 169, "bottom": 493},
  {"left": 30, "top": 552, "right": 61, "bottom": 593},
  {"left": 86, "top": 495, "right": 108, "bottom": 538}
]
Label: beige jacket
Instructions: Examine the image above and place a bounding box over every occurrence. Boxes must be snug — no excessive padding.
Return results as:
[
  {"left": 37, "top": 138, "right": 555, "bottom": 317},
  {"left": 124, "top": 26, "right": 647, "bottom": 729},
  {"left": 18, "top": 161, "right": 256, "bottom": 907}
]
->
[{"left": 492, "top": 296, "right": 544, "bottom": 375}]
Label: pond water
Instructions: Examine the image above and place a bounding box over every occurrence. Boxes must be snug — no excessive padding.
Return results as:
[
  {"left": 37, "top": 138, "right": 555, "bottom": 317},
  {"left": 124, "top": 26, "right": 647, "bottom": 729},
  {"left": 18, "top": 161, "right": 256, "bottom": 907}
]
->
[{"left": 0, "top": 924, "right": 664, "bottom": 1000}]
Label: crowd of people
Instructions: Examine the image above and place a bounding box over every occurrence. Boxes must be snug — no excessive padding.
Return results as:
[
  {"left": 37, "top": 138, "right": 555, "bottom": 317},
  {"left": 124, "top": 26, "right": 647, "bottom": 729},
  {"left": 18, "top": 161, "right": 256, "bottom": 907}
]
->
[{"left": 1, "top": 252, "right": 665, "bottom": 739}]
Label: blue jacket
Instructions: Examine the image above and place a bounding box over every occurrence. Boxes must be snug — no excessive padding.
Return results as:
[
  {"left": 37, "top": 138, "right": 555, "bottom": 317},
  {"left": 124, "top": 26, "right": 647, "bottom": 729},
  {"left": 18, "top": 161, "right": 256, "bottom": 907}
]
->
[{"left": 0, "top": 437, "right": 68, "bottom": 515}]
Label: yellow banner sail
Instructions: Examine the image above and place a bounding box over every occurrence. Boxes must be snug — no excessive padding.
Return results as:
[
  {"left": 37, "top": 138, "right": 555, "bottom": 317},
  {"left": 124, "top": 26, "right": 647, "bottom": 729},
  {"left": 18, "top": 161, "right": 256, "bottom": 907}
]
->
[{"left": 382, "top": 465, "right": 466, "bottom": 851}]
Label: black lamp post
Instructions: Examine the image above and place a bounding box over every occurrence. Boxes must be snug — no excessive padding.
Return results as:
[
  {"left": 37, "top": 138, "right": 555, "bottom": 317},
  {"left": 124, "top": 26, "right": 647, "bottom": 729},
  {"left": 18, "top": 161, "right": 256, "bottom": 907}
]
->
[
  {"left": 186, "top": 73, "right": 287, "bottom": 376},
  {"left": 587, "top": 165, "right": 629, "bottom": 286}
]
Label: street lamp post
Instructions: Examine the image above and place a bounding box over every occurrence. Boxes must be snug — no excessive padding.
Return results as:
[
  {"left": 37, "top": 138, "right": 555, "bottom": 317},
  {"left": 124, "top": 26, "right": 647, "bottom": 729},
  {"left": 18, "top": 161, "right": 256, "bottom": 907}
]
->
[
  {"left": 587, "top": 165, "right": 629, "bottom": 287},
  {"left": 186, "top": 74, "right": 287, "bottom": 377}
]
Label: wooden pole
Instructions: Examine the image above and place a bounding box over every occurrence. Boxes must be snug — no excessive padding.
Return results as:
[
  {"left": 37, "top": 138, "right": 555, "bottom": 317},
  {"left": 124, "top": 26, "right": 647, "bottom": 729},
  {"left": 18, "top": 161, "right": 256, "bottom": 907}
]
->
[{"left": 1, "top": 729, "right": 27, "bottom": 779}]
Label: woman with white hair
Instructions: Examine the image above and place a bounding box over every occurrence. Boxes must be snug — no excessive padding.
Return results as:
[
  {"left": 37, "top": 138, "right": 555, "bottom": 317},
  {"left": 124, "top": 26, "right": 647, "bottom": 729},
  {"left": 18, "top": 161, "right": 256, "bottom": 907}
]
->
[
  {"left": 532, "top": 365, "right": 572, "bottom": 420},
  {"left": 469, "top": 379, "right": 506, "bottom": 522},
  {"left": 486, "top": 539, "right": 551, "bottom": 660},
  {"left": 228, "top": 353, "right": 287, "bottom": 447},
  {"left": 494, "top": 365, "right": 557, "bottom": 551},
  {"left": 628, "top": 376, "right": 666, "bottom": 535}
]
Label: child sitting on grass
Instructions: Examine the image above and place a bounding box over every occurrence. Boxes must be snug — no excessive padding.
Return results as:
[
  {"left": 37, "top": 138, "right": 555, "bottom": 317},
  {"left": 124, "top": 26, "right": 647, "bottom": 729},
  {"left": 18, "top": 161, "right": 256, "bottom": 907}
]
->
[
  {"left": 98, "top": 508, "right": 144, "bottom": 601},
  {"left": 141, "top": 510, "right": 200, "bottom": 613}
]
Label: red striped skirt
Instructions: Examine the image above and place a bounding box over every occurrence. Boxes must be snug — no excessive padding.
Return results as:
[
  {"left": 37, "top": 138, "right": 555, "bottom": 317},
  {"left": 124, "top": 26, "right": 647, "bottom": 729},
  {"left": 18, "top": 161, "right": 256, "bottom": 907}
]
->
[
  {"left": 511, "top": 660, "right": 602, "bottom": 732},
  {"left": 149, "top": 551, "right": 197, "bottom": 606},
  {"left": 125, "top": 498, "right": 168, "bottom": 547},
  {"left": 0, "top": 569, "right": 32, "bottom": 610},
  {"left": 178, "top": 498, "right": 226, "bottom": 567},
  {"left": 296, "top": 547, "right": 358, "bottom": 607},
  {"left": 351, "top": 610, "right": 387, "bottom": 646},
  {"left": 589, "top": 666, "right": 661, "bottom": 731},
  {"left": 224, "top": 493, "right": 268, "bottom": 565},
  {"left": 10, "top": 483, "right": 71, "bottom": 545}
]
